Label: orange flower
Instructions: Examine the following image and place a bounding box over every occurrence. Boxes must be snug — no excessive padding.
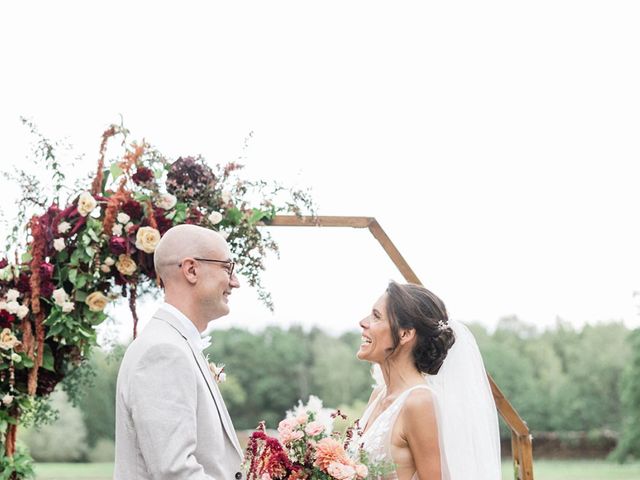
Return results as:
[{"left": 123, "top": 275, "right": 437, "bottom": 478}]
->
[{"left": 313, "top": 437, "right": 349, "bottom": 471}]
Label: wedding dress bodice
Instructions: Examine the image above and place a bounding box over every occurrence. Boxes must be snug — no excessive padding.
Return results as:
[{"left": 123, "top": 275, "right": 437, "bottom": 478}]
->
[{"left": 354, "top": 385, "right": 433, "bottom": 480}]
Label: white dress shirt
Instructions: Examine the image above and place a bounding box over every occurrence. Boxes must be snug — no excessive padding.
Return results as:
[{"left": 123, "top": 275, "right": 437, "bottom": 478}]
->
[{"left": 159, "top": 302, "right": 212, "bottom": 351}]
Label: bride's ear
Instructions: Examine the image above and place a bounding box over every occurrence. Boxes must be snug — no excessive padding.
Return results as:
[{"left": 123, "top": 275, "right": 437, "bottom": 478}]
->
[{"left": 399, "top": 328, "right": 416, "bottom": 346}]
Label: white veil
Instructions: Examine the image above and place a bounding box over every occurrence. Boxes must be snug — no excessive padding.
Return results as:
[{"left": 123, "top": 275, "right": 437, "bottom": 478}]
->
[{"left": 372, "top": 319, "right": 501, "bottom": 479}]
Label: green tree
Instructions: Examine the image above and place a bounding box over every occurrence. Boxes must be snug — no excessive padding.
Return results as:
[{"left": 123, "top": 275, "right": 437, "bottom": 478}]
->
[{"left": 611, "top": 328, "right": 640, "bottom": 462}]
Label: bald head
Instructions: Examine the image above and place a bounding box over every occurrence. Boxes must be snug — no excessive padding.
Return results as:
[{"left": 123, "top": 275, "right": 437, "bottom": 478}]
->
[{"left": 154, "top": 224, "right": 229, "bottom": 285}]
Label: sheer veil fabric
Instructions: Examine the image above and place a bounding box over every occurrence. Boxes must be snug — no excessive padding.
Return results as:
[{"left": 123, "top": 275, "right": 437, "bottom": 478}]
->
[{"left": 371, "top": 320, "right": 501, "bottom": 479}]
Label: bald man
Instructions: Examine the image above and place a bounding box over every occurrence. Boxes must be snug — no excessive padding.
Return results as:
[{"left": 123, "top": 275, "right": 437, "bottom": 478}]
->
[{"left": 114, "top": 225, "right": 243, "bottom": 480}]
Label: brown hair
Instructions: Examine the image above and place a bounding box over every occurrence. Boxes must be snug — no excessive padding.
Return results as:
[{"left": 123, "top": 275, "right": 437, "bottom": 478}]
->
[{"left": 385, "top": 281, "right": 455, "bottom": 375}]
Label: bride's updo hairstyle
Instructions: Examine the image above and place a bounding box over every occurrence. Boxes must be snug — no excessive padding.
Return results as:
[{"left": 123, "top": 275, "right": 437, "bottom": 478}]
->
[{"left": 385, "top": 281, "right": 455, "bottom": 375}]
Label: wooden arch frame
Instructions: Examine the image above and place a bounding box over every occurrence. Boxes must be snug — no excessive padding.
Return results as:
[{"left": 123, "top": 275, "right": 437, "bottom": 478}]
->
[{"left": 266, "top": 215, "right": 534, "bottom": 480}]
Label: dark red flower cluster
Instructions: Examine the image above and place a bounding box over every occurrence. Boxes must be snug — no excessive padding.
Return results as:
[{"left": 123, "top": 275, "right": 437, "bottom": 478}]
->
[
  {"left": 122, "top": 199, "right": 143, "bottom": 220},
  {"left": 40, "top": 263, "right": 55, "bottom": 297},
  {"left": 0, "top": 258, "right": 7, "bottom": 269},
  {"left": 245, "top": 430, "right": 293, "bottom": 480},
  {"left": 153, "top": 208, "right": 173, "bottom": 234},
  {"left": 132, "top": 166, "right": 154, "bottom": 185},
  {"left": 166, "top": 156, "right": 216, "bottom": 201},
  {"left": 0, "top": 309, "right": 15, "bottom": 328}
]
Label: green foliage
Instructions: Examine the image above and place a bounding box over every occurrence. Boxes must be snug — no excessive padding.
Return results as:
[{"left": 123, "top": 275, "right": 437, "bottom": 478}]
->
[
  {"left": 0, "top": 445, "right": 35, "bottom": 480},
  {"left": 611, "top": 328, "right": 640, "bottom": 462},
  {"left": 21, "top": 390, "right": 88, "bottom": 462}
]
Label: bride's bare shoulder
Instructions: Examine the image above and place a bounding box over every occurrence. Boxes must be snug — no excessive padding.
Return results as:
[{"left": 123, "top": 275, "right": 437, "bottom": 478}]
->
[{"left": 402, "top": 387, "right": 436, "bottom": 422}]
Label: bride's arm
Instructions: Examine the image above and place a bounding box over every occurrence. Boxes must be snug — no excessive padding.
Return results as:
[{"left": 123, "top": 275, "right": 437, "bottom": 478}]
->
[{"left": 402, "top": 389, "right": 442, "bottom": 480}]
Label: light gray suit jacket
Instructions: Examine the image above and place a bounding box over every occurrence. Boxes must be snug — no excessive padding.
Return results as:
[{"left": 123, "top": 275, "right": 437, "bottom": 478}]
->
[{"left": 114, "top": 308, "right": 243, "bottom": 479}]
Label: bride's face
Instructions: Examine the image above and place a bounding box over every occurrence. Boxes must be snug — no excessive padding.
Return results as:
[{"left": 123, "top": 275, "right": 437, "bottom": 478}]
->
[{"left": 357, "top": 293, "right": 395, "bottom": 363}]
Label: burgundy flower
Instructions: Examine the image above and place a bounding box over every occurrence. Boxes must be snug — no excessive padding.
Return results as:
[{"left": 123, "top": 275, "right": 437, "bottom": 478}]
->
[
  {"left": 122, "top": 200, "right": 143, "bottom": 220},
  {"left": 109, "top": 236, "right": 127, "bottom": 255},
  {"left": 153, "top": 208, "right": 173, "bottom": 234},
  {"left": 0, "top": 258, "right": 7, "bottom": 269},
  {"left": 40, "top": 262, "right": 54, "bottom": 280},
  {"left": 0, "top": 310, "right": 15, "bottom": 328},
  {"left": 16, "top": 273, "right": 31, "bottom": 294},
  {"left": 40, "top": 280, "right": 55, "bottom": 298},
  {"left": 132, "top": 166, "right": 154, "bottom": 185}
]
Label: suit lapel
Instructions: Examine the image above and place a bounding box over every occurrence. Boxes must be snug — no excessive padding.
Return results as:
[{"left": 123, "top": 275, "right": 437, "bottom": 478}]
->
[{"left": 152, "top": 309, "right": 243, "bottom": 457}]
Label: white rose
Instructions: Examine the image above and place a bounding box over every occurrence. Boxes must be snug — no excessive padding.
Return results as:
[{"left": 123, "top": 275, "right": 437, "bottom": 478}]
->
[
  {"left": 16, "top": 305, "right": 29, "bottom": 320},
  {"left": 0, "top": 301, "right": 7, "bottom": 311},
  {"left": 221, "top": 191, "right": 232, "bottom": 204},
  {"left": 112, "top": 224, "right": 123, "bottom": 236},
  {"left": 125, "top": 222, "right": 134, "bottom": 233},
  {"left": 157, "top": 193, "right": 177, "bottom": 210},
  {"left": 135, "top": 227, "right": 161, "bottom": 254},
  {"left": 62, "top": 301, "right": 75, "bottom": 313},
  {"left": 104, "top": 257, "right": 115, "bottom": 266},
  {"left": 77, "top": 191, "right": 97, "bottom": 217},
  {"left": 52, "top": 288, "right": 69, "bottom": 307},
  {"left": 117, "top": 212, "right": 130, "bottom": 224},
  {"left": 53, "top": 238, "right": 66, "bottom": 252},
  {"left": 57, "top": 221, "right": 71, "bottom": 234},
  {"left": 208, "top": 211, "right": 223, "bottom": 225},
  {"left": 6, "top": 289, "right": 20, "bottom": 302},
  {"left": 11, "top": 353, "right": 21, "bottom": 363},
  {"left": 6, "top": 301, "right": 19, "bottom": 314},
  {"left": 2, "top": 394, "right": 14, "bottom": 406}
]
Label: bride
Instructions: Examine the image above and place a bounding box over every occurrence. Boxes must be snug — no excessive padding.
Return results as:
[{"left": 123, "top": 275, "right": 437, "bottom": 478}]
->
[{"left": 354, "top": 281, "right": 502, "bottom": 479}]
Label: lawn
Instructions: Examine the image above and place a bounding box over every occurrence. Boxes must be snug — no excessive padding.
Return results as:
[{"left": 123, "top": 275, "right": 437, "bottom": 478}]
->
[{"left": 32, "top": 460, "right": 640, "bottom": 479}]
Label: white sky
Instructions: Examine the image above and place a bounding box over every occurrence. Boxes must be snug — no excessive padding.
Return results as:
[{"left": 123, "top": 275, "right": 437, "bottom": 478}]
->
[{"left": 1, "top": 1, "right": 639, "bottom": 342}]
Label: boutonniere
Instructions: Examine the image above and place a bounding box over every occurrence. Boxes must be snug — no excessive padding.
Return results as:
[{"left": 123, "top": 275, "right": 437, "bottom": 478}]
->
[{"left": 208, "top": 361, "right": 226, "bottom": 384}]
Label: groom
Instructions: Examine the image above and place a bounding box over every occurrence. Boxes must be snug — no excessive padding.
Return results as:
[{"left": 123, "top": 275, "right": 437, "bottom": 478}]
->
[{"left": 114, "top": 224, "right": 243, "bottom": 479}]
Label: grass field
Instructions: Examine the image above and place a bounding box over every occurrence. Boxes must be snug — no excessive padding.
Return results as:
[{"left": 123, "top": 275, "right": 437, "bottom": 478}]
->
[{"left": 32, "top": 460, "right": 640, "bottom": 479}]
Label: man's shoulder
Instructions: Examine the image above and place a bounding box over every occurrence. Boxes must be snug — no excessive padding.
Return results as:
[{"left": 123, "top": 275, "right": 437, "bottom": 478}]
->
[{"left": 120, "top": 318, "right": 189, "bottom": 366}]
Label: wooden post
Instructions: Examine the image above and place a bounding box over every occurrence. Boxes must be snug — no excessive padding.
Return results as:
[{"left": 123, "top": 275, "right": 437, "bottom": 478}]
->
[{"left": 266, "top": 215, "right": 535, "bottom": 477}]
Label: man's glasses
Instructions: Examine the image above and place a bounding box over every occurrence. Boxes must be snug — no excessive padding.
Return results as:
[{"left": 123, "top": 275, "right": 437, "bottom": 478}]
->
[{"left": 178, "top": 257, "right": 235, "bottom": 277}]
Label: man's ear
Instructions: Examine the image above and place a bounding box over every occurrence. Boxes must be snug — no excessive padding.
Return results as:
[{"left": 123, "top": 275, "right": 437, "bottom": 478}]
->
[{"left": 180, "top": 259, "right": 198, "bottom": 285}]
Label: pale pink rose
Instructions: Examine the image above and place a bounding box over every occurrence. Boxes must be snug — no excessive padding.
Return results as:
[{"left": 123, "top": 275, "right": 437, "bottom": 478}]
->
[
  {"left": 112, "top": 224, "right": 123, "bottom": 236},
  {"left": 221, "top": 190, "right": 232, "bottom": 204},
  {"left": 279, "top": 429, "right": 304, "bottom": 444},
  {"left": 327, "top": 462, "right": 357, "bottom": 480},
  {"left": 260, "top": 474, "right": 271, "bottom": 480},
  {"left": 296, "top": 413, "right": 308, "bottom": 425},
  {"left": 304, "top": 421, "right": 324, "bottom": 436},
  {"left": 52, "top": 288, "right": 69, "bottom": 307},
  {"left": 156, "top": 193, "right": 177, "bottom": 210},
  {"left": 278, "top": 418, "right": 297, "bottom": 433},
  {"left": 2, "top": 394, "right": 14, "bottom": 406},
  {"left": 355, "top": 464, "right": 368, "bottom": 479},
  {"left": 104, "top": 257, "right": 115, "bottom": 266},
  {"left": 100, "top": 264, "right": 111, "bottom": 273},
  {"left": 62, "top": 301, "right": 75, "bottom": 313}
]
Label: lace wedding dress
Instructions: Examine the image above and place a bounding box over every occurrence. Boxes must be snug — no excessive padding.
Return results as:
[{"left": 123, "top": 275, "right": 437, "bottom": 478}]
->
[
  {"left": 355, "top": 384, "right": 449, "bottom": 480},
  {"left": 354, "top": 320, "right": 502, "bottom": 480}
]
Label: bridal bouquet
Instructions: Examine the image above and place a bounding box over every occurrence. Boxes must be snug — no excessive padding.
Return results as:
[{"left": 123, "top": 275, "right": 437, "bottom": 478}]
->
[{"left": 244, "top": 396, "right": 391, "bottom": 480}]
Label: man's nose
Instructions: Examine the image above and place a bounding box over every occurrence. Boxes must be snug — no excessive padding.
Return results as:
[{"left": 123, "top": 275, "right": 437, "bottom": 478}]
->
[{"left": 229, "top": 272, "right": 240, "bottom": 288}]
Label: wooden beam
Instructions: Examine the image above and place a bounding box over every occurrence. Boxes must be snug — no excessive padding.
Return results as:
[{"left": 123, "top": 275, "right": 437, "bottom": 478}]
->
[
  {"left": 263, "top": 214, "right": 534, "bottom": 476},
  {"left": 269, "top": 215, "right": 373, "bottom": 228}
]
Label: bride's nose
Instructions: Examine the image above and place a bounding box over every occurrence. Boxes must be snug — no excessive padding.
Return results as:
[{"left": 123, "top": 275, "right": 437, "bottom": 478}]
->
[{"left": 359, "top": 316, "right": 369, "bottom": 329}]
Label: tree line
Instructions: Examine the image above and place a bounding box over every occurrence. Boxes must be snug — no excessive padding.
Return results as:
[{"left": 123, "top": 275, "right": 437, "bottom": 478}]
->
[{"left": 20, "top": 317, "right": 639, "bottom": 462}]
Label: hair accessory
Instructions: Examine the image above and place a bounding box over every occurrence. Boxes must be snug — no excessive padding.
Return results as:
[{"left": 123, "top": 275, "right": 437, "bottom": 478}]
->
[{"left": 437, "top": 320, "right": 447, "bottom": 330}]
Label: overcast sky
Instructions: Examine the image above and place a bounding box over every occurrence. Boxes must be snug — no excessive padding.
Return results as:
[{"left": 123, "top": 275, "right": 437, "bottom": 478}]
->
[{"left": 1, "top": 1, "right": 639, "bottom": 342}]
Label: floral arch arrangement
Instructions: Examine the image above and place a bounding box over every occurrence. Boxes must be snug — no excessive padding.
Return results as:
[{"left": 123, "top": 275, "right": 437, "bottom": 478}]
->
[{"left": 0, "top": 122, "right": 313, "bottom": 478}]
